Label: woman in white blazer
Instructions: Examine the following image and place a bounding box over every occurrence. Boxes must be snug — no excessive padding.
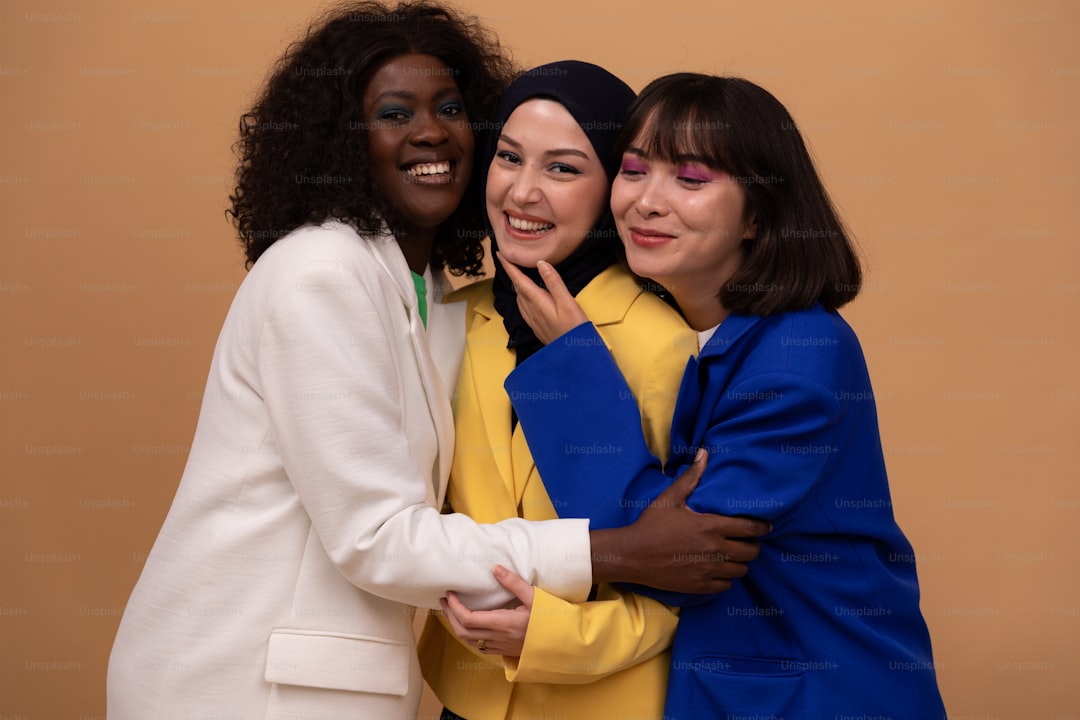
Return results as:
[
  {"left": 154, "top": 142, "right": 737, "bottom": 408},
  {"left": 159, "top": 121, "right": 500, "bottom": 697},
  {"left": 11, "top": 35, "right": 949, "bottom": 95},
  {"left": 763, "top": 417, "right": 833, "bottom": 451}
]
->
[{"left": 106, "top": 4, "right": 767, "bottom": 719}]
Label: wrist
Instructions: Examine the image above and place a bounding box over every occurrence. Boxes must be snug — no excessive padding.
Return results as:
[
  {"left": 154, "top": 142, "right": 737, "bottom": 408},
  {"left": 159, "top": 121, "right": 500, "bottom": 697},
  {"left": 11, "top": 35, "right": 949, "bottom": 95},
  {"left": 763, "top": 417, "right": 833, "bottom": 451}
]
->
[{"left": 588, "top": 528, "right": 637, "bottom": 585}]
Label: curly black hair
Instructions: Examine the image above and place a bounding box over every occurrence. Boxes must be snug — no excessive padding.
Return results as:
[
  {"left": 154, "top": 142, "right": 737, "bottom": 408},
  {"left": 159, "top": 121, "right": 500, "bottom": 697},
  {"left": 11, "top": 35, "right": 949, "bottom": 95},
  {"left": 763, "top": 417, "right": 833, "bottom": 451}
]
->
[{"left": 227, "top": 1, "right": 517, "bottom": 273}]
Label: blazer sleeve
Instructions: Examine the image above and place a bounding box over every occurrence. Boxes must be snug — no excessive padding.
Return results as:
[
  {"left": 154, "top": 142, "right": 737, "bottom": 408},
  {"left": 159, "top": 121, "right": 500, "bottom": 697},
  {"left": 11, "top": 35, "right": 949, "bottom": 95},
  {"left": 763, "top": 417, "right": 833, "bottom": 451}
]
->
[
  {"left": 258, "top": 259, "right": 592, "bottom": 610},
  {"left": 502, "top": 585, "right": 678, "bottom": 684},
  {"left": 506, "top": 323, "right": 669, "bottom": 530},
  {"left": 507, "top": 323, "right": 843, "bottom": 607},
  {"left": 628, "top": 370, "right": 842, "bottom": 607}
]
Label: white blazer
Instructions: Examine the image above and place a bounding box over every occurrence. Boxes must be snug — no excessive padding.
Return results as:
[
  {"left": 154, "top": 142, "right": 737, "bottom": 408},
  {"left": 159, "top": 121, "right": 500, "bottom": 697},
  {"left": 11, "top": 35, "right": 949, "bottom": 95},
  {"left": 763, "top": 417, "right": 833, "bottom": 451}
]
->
[{"left": 107, "top": 222, "right": 591, "bottom": 719}]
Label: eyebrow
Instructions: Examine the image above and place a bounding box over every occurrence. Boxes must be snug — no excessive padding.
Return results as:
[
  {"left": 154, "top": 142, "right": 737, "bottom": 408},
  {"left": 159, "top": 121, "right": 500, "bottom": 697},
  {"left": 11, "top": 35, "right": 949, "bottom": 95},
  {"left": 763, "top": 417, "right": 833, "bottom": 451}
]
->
[
  {"left": 498, "top": 134, "right": 592, "bottom": 161},
  {"left": 369, "top": 86, "right": 462, "bottom": 106},
  {"left": 673, "top": 153, "right": 714, "bottom": 166},
  {"left": 624, "top": 146, "right": 715, "bottom": 167}
]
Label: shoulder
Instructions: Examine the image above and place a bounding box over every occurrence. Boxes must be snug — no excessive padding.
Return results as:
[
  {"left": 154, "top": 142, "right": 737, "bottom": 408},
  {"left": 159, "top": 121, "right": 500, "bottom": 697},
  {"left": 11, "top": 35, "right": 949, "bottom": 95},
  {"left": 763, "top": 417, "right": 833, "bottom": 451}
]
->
[
  {"left": 755, "top": 305, "right": 860, "bottom": 356},
  {"left": 234, "top": 222, "right": 412, "bottom": 330},
  {"left": 578, "top": 265, "right": 643, "bottom": 319},
  {"left": 247, "top": 221, "right": 402, "bottom": 292},
  {"left": 255, "top": 221, "right": 381, "bottom": 269},
  {"left": 719, "top": 306, "right": 865, "bottom": 388},
  {"left": 585, "top": 266, "right": 696, "bottom": 361},
  {"left": 581, "top": 268, "right": 696, "bottom": 387},
  {"left": 443, "top": 277, "right": 494, "bottom": 314},
  {"left": 583, "top": 266, "right": 689, "bottom": 330}
]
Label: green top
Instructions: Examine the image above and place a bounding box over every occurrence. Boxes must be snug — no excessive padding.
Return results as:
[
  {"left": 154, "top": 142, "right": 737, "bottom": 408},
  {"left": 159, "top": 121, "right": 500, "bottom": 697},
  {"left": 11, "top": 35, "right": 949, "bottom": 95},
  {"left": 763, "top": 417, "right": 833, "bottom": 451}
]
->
[{"left": 411, "top": 270, "right": 428, "bottom": 329}]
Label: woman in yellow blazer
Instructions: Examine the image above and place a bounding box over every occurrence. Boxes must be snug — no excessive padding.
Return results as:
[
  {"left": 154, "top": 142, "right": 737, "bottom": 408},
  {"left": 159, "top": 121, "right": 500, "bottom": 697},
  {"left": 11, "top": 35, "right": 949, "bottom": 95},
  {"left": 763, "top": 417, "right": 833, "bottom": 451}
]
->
[{"left": 417, "top": 61, "right": 697, "bottom": 720}]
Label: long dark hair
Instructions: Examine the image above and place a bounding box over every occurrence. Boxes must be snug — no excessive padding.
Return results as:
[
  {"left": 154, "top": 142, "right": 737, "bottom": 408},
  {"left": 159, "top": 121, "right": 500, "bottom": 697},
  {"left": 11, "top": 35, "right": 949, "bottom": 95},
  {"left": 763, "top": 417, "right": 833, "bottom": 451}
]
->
[
  {"left": 227, "top": 1, "right": 516, "bottom": 273},
  {"left": 616, "top": 73, "right": 861, "bottom": 314}
]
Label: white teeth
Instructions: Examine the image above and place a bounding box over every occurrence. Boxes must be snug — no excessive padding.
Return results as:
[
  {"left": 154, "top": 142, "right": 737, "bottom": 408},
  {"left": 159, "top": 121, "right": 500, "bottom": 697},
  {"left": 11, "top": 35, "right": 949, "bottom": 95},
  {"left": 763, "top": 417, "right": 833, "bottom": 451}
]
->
[
  {"left": 407, "top": 161, "right": 451, "bottom": 176},
  {"left": 507, "top": 215, "right": 554, "bottom": 232}
]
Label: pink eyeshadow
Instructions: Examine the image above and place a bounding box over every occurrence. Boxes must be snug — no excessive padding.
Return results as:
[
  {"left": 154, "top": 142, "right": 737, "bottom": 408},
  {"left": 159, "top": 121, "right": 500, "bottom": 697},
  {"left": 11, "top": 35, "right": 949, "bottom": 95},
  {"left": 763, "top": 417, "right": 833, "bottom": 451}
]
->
[{"left": 678, "top": 166, "right": 720, "bottom": 182}]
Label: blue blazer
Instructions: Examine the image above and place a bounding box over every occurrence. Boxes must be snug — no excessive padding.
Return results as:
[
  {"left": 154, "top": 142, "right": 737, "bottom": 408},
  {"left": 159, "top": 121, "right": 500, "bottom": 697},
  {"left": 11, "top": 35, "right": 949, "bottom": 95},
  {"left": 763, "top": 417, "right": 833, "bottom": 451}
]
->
[{"left": 506, "top": 305, "right": 946, "bottom": 720}]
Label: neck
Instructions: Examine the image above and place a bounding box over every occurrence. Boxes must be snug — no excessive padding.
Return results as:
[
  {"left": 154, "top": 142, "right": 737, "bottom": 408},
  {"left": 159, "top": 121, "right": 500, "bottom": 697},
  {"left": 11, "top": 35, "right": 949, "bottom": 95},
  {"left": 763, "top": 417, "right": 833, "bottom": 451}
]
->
[
  {"left": 671, "top": 290, "right": 729, "bottom": 332},
  {"left": 395, "top": 228, "right": 436, "bottom": 275}
]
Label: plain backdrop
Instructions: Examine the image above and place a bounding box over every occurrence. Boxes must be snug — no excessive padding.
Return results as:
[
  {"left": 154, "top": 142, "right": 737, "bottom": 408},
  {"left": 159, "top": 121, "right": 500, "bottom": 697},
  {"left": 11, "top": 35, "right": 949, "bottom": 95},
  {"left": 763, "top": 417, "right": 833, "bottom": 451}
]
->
[{"left": 2, "top": 0, "right": 1078, "bottom": 717}]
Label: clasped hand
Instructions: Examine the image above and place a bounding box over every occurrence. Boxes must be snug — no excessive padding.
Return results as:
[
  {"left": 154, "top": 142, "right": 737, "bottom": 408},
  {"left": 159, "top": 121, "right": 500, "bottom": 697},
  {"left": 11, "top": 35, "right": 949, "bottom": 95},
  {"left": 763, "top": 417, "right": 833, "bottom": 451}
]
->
[
  {"left": 440, "top": 454, "right": 769, "bottom": 657},
  {"left": 441, "top": 564, "right": 533, "bottom": 658}
]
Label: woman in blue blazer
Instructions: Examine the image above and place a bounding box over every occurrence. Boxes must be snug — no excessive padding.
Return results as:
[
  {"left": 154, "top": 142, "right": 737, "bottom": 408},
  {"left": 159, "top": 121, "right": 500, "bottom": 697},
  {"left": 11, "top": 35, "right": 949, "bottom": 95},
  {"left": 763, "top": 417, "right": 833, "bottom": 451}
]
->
[{"left": 499, "top": 74, "right": 947, "bottom": 719}]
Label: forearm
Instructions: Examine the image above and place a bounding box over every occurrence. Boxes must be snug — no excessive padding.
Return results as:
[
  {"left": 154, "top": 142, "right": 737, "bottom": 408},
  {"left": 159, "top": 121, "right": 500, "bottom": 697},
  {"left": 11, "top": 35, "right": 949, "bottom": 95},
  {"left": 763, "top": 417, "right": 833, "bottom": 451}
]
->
[{"left": 333, "top": 507, "right": 593, "bottom": 610}]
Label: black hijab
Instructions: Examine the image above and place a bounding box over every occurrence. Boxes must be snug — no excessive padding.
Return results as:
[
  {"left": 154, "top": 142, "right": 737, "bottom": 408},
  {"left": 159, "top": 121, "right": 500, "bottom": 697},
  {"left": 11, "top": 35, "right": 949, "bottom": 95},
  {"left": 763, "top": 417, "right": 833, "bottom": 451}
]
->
[{"left": 483, "top": 60, "right": 635, "bottom": 364}]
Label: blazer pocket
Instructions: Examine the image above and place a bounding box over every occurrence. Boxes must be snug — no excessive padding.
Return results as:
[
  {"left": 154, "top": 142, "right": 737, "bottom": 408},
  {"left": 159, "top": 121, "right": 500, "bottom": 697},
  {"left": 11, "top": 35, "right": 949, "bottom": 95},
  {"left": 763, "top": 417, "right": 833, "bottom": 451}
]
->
[
  {"left": 686, "top": 654, "right": 804, "bottom": 716},
  {"left": 265, "top": 628, "right": 410, "bottom": 696}
]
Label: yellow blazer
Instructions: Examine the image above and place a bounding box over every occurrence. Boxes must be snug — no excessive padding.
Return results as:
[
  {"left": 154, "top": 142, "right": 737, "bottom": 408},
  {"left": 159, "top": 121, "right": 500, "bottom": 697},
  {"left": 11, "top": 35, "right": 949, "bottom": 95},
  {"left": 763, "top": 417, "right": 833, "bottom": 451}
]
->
[{"left": 418, "top": 264, "right": 698, "bottom": 720}]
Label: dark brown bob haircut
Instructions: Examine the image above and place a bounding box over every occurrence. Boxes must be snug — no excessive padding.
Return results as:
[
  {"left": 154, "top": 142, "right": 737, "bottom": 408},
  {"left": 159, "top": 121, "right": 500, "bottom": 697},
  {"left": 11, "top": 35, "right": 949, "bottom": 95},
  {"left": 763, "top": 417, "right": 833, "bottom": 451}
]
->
[
  {"left": 615, "top": 73, "right": 861, "bottom": 315},
  {"left": 228, "top": 1, "right": 516, "bottom": 273}
]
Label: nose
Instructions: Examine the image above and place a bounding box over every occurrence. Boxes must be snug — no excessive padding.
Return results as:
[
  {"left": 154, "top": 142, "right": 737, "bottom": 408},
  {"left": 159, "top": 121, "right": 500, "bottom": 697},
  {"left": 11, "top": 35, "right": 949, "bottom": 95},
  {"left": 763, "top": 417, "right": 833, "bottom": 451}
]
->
[
  {"left": 633, "top": 175, "right": 668, "bottom": 217},
  {"left": 409, "top": 110, "right": 449, "bottom": 146},
  {"left": 508, "top": 166, "right": 542, "bottom": 206}
]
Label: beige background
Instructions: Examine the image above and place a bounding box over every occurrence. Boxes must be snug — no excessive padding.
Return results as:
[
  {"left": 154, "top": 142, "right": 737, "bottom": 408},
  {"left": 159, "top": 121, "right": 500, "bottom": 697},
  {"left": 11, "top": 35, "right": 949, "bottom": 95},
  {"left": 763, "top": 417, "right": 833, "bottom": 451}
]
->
[{"left": 2, "top": 0, "right": 1078, "bottom": 717}]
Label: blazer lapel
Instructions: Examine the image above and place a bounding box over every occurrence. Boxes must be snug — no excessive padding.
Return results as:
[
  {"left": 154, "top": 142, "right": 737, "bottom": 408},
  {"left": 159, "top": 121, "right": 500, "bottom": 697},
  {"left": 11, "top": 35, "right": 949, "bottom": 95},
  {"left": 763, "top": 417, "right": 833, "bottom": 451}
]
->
[
  {"left": 366, "top": 233, "right": 455, "bottom": 498},
  {"left": 668, "top": 355, "right": 702, "bottom": 471},
  {"left": 464, "top": 296, "right": 517, "bottom": 499},
  {"left": 671, "top": 313, "right": 764, "bottom": 471},
  {"left": 426, "top": 269, "right": 467, "bottom": 398}
]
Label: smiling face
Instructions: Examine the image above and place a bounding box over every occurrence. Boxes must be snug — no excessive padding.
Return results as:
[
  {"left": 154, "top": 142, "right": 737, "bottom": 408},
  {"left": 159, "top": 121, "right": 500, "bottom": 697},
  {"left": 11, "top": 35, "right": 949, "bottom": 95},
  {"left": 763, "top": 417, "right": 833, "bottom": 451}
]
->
[
  {"left": 611, "top": 131, "right": 756, "bottom": 329},
  {"left": 362, "top": 53, "right": 475, "bottom": 239},
  {"left": 485, "top": 98, "right": 609, "bottom": 268}
]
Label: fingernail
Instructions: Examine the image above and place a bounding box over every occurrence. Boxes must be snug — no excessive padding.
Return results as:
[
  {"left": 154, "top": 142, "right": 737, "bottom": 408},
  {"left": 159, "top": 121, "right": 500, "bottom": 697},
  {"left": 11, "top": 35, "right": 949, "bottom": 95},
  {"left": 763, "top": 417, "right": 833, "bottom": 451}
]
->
[
  {"left": 493, "top": 564, "right": 506, "bottom": 578},
  {"left": 537, "top": 260, "right": 552, "bottom": 274},
  {"left": 695, "top": 448, "right": 706, "bottom": 462}
]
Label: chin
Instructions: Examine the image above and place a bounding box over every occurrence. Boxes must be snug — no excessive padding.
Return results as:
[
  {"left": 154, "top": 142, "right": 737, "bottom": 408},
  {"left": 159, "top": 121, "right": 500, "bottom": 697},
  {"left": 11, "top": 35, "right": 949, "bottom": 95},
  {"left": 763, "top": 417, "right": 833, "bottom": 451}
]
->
[
  {"left": 628, "top": 262, "right": 671, "bottom": 288},
  {"left": 623, "top": 252, "right": 656, "bottom": 277},
  {"left": 493, "top": 242, "right": 538, "bottom": 268},
  {"left": 417, "top": 205, "right": 461, "bottom": 228}
]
